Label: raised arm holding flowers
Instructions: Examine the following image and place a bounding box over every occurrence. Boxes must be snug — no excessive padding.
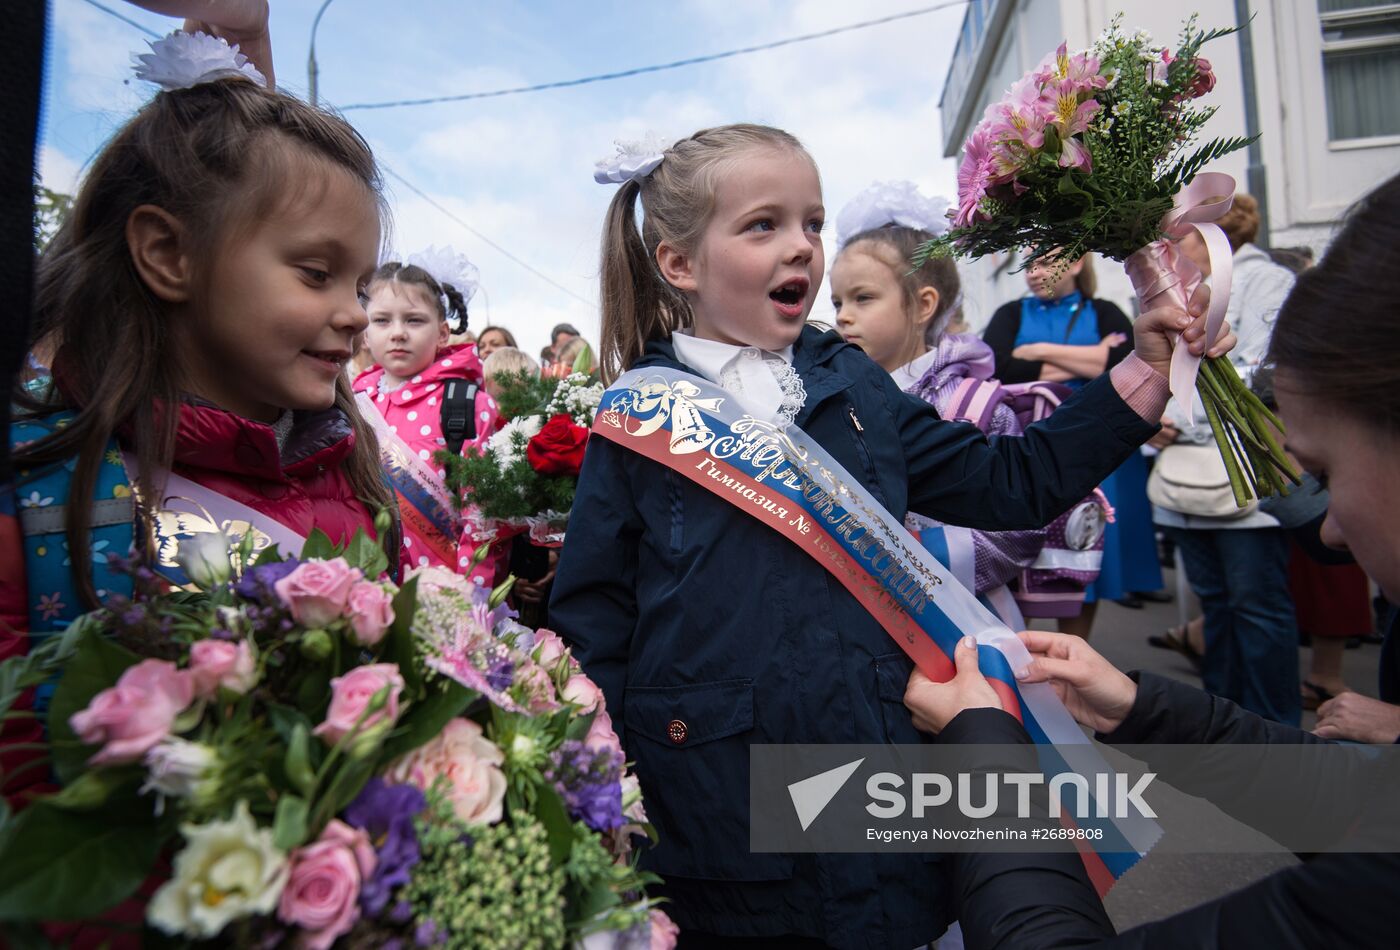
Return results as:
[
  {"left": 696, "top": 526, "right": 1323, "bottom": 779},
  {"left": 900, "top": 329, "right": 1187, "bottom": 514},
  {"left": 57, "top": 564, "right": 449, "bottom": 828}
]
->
[{"left": 926, "top": 15, "right": 1296, "bottom": 506}]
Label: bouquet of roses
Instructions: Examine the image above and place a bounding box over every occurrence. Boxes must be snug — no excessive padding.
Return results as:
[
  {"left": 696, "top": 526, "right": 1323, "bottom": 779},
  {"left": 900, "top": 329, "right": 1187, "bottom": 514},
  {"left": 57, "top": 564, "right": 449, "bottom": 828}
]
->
[
  {"left": 0, "top": 525, "right": 670, "bottom": 948},
  {"left": 441, "top": 368, "right": 604, "bottom": 548},
  {"left": 924, "top": 15, "right": 1297, "bottom": 505}
]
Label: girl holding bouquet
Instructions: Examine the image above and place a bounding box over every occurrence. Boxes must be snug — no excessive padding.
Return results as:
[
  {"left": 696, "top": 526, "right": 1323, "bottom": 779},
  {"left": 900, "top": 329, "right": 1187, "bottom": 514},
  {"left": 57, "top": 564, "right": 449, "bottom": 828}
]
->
[
  {"left": 351, "top": 254, "right": 502, "bottom": 583},
  {"left": 1, "top": 31, "right": 390, "bottom": 821},
  {"left": 551, "top": 124, "right": 1234, "bottom": 948}
]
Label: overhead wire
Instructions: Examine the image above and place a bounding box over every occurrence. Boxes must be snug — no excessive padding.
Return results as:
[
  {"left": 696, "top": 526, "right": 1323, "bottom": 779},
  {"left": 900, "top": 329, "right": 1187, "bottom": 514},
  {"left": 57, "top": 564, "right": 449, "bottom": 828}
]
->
[
  {"left": 76, "top": 0, "right": 594, "bottom": 308},
  {"left": 340, "top": 0, "right": 969, "bottom": 111}
]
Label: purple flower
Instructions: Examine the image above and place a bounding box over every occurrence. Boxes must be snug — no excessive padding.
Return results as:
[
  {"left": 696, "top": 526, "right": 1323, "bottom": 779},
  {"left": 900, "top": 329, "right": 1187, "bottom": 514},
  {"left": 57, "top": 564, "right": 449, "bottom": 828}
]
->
[
  {"left": 546, "top": 739, "right": 625, "bottom": 832},
  {"left": 343, "top": 778, "right": 426, "bottom": 916},
  {"left": 233, "top": 558, "right": 300, "bottom": 604},
  {"left": 415, "top": 919, "right": 444, "bottom": 947}
]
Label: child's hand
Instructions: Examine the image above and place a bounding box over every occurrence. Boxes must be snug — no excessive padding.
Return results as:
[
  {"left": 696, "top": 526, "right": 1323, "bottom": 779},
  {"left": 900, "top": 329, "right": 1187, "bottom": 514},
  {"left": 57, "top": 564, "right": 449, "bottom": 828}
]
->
[
  {"left": 903, "top": 637, "right": 1002, "bottom": 735},
  {"left": 1132, "top": 283, "right": 1237, "bottom": 379}
]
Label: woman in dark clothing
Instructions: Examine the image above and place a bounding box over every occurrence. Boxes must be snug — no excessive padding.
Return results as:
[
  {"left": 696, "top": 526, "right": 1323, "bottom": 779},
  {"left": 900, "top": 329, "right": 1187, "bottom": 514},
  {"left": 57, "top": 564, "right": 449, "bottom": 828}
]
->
[
  {"left": 905, "top": 172, "right": 1400, "bottom": 948},
  {"left": 984, "top": 255, "right": 1162, "bottom": 637}
]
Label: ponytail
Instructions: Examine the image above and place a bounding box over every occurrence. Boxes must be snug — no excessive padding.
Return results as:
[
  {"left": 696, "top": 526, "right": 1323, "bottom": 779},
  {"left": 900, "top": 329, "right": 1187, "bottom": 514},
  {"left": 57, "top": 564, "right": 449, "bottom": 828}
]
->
[
  {"left": 596, "top": 123, "right": 812, "bottom": 384},
  {"left": 440, "top": 282, "right": 469, "bottom": 334},
  {"left": 599, "top": 179, "right": 688, "bottom": 384}
]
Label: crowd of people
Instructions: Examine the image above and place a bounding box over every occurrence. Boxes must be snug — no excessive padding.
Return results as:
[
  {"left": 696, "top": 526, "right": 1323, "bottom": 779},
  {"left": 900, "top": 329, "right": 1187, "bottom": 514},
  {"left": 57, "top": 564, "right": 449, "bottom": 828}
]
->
[{"left": 2, "top": 5, "right": 1397, "bottom": 949}]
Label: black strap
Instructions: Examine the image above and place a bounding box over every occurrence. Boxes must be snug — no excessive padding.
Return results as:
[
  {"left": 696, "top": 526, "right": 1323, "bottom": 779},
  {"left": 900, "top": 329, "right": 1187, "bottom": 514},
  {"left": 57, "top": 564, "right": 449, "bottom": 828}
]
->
[{"left": 440, "top": 380, "right": 478, "bottom": 455}]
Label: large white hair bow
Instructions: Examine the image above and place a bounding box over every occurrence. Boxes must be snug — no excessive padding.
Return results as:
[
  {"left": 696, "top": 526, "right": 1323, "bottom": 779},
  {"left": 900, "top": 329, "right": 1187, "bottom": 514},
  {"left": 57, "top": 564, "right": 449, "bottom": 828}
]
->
[
  {"left": 593, "top": 135, "right": 670, "bottom": 185},
  {"left": 406, "top": 245, "right": 480, "bottom": 304},
  {"left": 836, "top": 181, "right": 951, "bottom": 248},
  {"left": 133, "top": 31, "right": 267, "bottom": 92}
]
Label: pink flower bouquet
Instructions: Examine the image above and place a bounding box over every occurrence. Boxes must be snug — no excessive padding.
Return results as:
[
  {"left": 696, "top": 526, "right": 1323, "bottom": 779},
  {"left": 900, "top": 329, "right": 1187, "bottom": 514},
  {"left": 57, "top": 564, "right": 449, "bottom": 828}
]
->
[
  {"left": 0, "top": 526, "right": 663, "bottom": 947},
  {"left": 927, "top": 16, "right": 1297, "bottom": 505}
]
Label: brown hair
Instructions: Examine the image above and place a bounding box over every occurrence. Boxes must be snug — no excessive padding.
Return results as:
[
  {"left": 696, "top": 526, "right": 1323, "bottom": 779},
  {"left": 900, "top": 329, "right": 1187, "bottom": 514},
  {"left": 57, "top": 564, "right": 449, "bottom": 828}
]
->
[
  {"left": 598, "top": 124, "right": 814, "bottom": 383},
  {"left": 477, "top": 325, "right": 518, "bottom": 349},
  {"left": 1268, "top": 172, "right": 1400, "bottom": 431},
  {"left": 17, "top": 77, "right": 394, "bottom": 607},
  {"left": 1073, "top": 254, "right": 1098, "bottom": 298},
  {"left": 1218, "top": 192, "right": 1261, "bottom": 251},
  {"left": 367, "top": 262, "right": 470, "bottom": 333},
  {"left": 842, "top": 226, "right": 963, "bottom": 353}
]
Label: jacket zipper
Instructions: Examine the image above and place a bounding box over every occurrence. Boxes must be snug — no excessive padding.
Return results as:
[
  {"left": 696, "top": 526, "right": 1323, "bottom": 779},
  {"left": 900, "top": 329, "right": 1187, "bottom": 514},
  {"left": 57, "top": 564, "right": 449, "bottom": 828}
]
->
[{"left": 846, "top": 403, "right": 884, "bottom": 504}]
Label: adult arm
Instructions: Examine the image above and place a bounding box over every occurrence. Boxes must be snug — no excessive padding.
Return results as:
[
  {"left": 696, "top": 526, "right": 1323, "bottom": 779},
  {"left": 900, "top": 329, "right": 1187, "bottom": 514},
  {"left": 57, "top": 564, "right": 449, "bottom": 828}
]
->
[
  {"left": 982, "top": 303, "right": 1045, "bottom": 384},
  {"left": 547, "top": 436, "right": 642, "bottom": 741}
]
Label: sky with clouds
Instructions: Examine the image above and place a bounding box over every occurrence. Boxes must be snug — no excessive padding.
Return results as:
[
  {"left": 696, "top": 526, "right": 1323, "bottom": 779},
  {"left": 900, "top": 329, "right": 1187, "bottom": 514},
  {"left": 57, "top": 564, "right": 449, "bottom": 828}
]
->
[{"left": 39, "top": 0, "right": 967, "bottom": 358}]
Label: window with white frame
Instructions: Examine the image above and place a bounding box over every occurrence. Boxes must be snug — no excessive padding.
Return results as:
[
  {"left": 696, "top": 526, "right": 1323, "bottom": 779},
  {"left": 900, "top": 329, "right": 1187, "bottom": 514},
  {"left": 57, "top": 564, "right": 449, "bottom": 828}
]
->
[{"left": 1318, "top": 0, "right": 1400, "bottom": 141}]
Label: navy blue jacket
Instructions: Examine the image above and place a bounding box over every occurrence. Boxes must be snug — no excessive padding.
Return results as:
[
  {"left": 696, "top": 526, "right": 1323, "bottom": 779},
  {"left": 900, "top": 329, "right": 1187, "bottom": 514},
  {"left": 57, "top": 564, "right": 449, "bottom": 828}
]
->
[{"left": 549, "top": 326, "right": 1157, "bottom": 947}]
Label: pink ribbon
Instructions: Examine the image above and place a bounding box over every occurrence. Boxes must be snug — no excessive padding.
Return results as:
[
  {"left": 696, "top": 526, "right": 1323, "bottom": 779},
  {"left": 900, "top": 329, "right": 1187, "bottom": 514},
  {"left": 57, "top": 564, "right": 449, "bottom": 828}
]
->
[{"left": 1123, "top": 172, "right": 1236, "bottom": 418}]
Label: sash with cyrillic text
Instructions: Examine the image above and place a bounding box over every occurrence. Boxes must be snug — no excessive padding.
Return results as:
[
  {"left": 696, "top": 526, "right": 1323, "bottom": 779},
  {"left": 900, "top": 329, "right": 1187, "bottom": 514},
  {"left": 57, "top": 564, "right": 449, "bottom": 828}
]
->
[{"left": 593, "top": 367, "right": 1159, "bottom": 891}]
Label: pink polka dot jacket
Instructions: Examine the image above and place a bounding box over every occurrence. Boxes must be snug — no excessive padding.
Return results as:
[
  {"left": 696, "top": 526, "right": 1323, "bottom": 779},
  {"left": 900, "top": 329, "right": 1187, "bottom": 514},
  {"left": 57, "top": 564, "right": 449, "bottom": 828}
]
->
[{"left": 352, "top": 343, "right": 503, "bottom": 583}]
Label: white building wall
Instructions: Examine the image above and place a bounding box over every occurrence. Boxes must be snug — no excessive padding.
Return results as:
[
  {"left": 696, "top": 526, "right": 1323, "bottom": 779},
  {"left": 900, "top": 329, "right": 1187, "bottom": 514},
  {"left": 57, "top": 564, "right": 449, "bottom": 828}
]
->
[{"left": 941, "top": 0, "right": 1400, "bottom": 334}]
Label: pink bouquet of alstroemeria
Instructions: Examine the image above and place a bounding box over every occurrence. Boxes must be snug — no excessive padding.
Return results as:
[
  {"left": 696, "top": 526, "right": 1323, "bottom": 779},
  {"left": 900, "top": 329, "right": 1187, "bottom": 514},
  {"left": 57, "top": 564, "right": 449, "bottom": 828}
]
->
[
  {"left": 0, "top": 527, "right": 670, "bottom": 948},
  {"left": 925, "top": 16, "right": 1297, "bottom": 505}
]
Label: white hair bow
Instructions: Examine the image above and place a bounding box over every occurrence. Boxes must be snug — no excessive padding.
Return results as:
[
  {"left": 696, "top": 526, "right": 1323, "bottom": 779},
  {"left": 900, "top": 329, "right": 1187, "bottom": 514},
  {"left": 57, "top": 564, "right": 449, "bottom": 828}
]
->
[
  {"left": 133, "top": 31, "right": 267, "bottom": 92},
  {"left": 836, "top": 181, "right": 952, "bottom": 248},
  {"left": 593, "top": 135, "right": 669, "bottom": 185},
  {"left": 406, "top": 245, "right": 480, "bottom": 305}
]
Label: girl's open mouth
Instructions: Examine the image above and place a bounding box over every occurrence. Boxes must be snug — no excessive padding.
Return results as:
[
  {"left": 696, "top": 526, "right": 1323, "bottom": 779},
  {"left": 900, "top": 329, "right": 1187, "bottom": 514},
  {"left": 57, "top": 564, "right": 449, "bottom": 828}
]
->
[{"left": 769, "top": 279, "right": 809, "bottom": 316}]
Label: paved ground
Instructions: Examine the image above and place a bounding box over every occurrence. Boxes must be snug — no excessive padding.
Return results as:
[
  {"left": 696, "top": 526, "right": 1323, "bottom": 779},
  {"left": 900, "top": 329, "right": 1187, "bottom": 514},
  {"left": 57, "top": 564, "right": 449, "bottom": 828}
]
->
[{"left": 1074, "top": 564, "right": 1382, "bottom": 932}]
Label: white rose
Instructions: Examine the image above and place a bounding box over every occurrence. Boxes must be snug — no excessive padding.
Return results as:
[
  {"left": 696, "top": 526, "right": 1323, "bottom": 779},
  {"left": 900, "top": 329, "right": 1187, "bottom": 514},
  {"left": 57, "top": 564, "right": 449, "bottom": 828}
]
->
[{"left": 147, "top": 801, "right": 288, "bottom": 938}]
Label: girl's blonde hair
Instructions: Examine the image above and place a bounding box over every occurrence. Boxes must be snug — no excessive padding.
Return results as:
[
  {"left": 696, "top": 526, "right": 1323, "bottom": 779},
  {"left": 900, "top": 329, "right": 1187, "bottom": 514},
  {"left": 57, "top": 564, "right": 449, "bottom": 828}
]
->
[
  {"left": 16, "top": 77, "right": 394, "bottom": 607},
  {"left": 841, "top": 225, "right": 963, "bottom": 349},
  {"left": 598, "top": 124, "right": 814, "bottom": 382},
  {"left": 482, "top": 346, "right": 538, "bottom": 381}
]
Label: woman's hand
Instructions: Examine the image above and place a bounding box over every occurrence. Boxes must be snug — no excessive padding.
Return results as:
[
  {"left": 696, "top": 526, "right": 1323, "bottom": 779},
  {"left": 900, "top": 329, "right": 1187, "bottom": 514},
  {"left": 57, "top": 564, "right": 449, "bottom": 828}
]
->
[
  {"left": 1132, "top": 283, "right": 1237, "bottom": 379},
  {"left": 903, "top": 637, "right": 1002, "bottom": 735},
  {"left": 1314, "top": 693, "right": 1400, "bottom": 743},
  {"left": 1015, "top": 630, "right": 1138, "bottom": 734},
  {"left": 129, "top": 1, "right": 275, "bottom": 87}
]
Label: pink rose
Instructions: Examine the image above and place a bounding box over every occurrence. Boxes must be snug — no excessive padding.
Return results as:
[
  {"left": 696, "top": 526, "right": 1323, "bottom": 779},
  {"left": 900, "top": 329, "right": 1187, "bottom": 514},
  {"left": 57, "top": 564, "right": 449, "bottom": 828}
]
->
[
  {"left": 188, "top": 639, "right": 256, "bottom": 697},
  {"left": 585, "top": 708, "right": 622, "bottom": 759},
  {"left": 274, "top": 558, "right": 361, "bottom": 628},
  {"left": 386, "top": 718, "right": 506, "bottom": 825},
  {"left": 277, "top": 819, "right": 376, "bottom": 950},
  {"left": 69, "top": 659, "right": 194, "bottom": 766},
  {"left": 313, "top": 664, "right": 404, "bottom": 746},
  {"left": 345, "top": 581, "right": 395, "bottom": 646},
  {"left": 561, "top": 672, "right": 604, "bottom": 715},
  {"left": 650, "top": 910, "right": 679, "bottom": 950},
  {"left": 532, "top": 628, "right": 569, "bottom": 668}
]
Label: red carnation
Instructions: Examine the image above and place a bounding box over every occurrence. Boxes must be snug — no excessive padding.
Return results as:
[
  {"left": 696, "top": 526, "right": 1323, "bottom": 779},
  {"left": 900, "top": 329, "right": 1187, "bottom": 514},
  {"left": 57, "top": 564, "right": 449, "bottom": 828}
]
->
[{"left": 526, "top": 413, "right": 589, "bottom": 476}]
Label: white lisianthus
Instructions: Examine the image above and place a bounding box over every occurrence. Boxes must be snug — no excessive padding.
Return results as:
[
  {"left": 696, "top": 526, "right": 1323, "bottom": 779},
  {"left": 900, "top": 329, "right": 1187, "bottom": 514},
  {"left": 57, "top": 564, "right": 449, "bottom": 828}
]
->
[
  {"left": 142, "top": 738, "right": 219, "bottom": 804},
  {"left": 176, "top": 529, "right": 233, "bottom": 589},
  {"left": 147, "top": 801, "right": 288, "bottom": 938}
]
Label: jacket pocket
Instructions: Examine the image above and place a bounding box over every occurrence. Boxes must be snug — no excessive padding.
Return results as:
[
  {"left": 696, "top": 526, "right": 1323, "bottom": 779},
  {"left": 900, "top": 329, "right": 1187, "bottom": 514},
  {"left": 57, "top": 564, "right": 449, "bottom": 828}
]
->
[
  {"left": 874, "top": 652, "right": 932, "bottom": 746},
  {"left": 623, "top": 678, "right": 794, "bottom": 882}
]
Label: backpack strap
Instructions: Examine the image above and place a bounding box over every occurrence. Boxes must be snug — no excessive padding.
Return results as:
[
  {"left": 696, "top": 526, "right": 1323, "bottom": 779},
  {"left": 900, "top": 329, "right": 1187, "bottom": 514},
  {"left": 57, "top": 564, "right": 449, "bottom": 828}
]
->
[
  {"left": 946, "top": 378, "right": 1006, "bottom": 433},
  {"left": 440, "top": 380, "right": 479, "bottom": 456}
]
